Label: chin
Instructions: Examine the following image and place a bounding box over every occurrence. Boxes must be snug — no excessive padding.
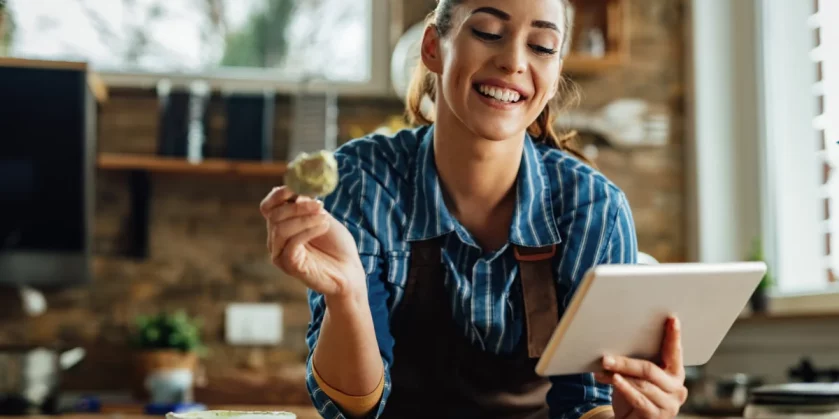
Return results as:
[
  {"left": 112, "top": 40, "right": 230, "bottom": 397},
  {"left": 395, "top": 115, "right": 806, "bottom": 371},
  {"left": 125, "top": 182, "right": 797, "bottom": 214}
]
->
[
  {"left": 474, "top": 126, "right": 520, "bottom": 142},
  {"left": 465, "top": 116, "right": 529, "bottom": 143}
]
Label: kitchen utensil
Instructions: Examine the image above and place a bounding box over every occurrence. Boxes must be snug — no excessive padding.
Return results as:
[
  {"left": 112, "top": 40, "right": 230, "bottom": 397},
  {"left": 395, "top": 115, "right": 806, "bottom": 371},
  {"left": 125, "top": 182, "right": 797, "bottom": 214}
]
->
[
  {"left": 17, "top": 285, "right": 46, "bottom": 317},
  {"left": 288, "top": 83, "right": 337, "bottom": 160},
  {"left": 167, "top": 410, "right": 296, "bottom": 419},
  {"left": 744, "top": 383, "right": 839, "bottom": 418},
  {"left": 0, "top": 345, "right": 85, "bottom": 414},
  {"left": 224, "top": 90, "right": 275, "bottom": 162},
  {"left": 555, "top": 99, "right": 671, "bottom": 148},
  {"left": 685, "top": 372, "right": 764, "bottom": 414}
]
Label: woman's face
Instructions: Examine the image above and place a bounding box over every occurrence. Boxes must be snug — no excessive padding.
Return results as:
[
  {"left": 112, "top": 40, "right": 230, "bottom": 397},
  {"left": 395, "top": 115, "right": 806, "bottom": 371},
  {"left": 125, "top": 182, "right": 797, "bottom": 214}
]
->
[{"left": 422, "top": 0, "right": 566, "bottom": 142}]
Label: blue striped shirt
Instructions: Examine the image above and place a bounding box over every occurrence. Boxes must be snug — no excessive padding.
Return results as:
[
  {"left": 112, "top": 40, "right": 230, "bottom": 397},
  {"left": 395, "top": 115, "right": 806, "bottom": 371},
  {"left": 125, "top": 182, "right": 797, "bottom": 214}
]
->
[{"left": 306, "top": 125, "right": 638, "bottom": 419}]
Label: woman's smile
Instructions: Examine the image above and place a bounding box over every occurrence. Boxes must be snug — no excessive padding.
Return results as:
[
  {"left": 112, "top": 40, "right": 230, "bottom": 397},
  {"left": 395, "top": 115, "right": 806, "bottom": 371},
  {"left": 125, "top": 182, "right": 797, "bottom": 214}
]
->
[{"left": 472, "top": 78, "right": 529, "bottom": 110}]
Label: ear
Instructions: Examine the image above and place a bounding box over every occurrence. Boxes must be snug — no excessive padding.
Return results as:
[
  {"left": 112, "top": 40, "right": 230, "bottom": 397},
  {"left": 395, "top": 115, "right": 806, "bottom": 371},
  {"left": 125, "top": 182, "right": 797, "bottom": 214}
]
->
[{"left": 420, "top": 24, "right": 444, "bottom": 75}]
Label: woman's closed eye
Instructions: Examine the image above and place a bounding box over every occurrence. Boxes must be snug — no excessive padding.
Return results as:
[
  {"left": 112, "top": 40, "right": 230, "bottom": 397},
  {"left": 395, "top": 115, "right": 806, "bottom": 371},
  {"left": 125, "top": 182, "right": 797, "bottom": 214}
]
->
[
  {"left": 471, "top": 28, "right": 559, "bottom": 56},
  {"left": 472, "top": 28, "right": 502, "bottom": 41},
  {"left": 530, "top": 44, "right": 558, "bottom": 56}
]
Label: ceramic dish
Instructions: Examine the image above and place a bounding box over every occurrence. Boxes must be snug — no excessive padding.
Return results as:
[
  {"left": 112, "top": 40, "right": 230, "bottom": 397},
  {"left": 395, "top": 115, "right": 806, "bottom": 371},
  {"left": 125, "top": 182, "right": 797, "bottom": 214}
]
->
[{"left": 166, "top": 410, "right": 296, "bottom": 419}]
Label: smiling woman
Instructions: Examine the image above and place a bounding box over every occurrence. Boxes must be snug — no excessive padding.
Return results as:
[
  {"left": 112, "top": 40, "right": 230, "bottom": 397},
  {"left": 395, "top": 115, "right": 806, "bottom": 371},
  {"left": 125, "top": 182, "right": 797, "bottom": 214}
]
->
[{"left": 259, "top": 1, "right": 688, "bottom": 418}]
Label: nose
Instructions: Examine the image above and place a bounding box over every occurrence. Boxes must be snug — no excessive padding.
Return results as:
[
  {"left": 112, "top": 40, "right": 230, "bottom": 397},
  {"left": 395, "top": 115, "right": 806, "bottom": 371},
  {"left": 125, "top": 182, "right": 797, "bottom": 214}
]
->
[{"left": 495, "top": 40, "right": 527, "bottom": 74}]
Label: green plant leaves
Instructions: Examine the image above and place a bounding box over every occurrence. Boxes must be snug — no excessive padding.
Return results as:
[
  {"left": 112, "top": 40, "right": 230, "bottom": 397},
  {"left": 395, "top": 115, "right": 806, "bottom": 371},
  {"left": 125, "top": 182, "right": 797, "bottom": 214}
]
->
[{"left": 131, "top": 310, "right": 207, "bottom": 355}]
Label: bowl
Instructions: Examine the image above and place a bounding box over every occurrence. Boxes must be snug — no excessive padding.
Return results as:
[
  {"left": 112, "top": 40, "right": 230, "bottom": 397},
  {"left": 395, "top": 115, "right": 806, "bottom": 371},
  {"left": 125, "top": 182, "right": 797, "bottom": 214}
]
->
[{"left": 166, "top": 410, "right": 296, "bottom": 419}]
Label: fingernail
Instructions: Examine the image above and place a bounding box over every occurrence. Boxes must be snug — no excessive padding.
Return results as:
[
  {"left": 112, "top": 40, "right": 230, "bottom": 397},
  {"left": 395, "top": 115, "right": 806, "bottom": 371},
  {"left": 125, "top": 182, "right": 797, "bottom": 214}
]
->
[
  {"left": 603, "top": 356, "right": 615, "bottom": 367},
  {"left": 613, "top": 373, "right": 624, "bottom": 383},
  {"left": 672, "top": 317, "right": 681, "bottom": 331}
]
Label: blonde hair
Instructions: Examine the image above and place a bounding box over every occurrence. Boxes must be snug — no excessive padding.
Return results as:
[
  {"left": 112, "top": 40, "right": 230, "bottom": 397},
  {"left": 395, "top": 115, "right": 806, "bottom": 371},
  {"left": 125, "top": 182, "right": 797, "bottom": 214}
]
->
[{"left": 405, "top": 0, "right": 591, "bottom": 165}]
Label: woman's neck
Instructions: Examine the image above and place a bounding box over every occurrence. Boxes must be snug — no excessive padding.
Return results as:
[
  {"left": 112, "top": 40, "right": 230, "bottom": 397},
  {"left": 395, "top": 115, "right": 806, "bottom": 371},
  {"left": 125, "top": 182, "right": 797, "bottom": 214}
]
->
[{"left": 432, "top": 112, "right": 524, "bottom": 240}]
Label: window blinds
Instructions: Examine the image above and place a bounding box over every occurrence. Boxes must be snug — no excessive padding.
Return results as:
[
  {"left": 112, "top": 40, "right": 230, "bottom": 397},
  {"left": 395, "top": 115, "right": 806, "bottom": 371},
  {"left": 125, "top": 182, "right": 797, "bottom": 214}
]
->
[{"left": 811, "top": 0, "right": 837, "bottom": 283}]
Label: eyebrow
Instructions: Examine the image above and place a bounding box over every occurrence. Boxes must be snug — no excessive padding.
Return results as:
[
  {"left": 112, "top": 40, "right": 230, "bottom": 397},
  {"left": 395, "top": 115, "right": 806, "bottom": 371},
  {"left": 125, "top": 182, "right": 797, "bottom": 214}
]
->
[{"left": 471, "top": 7, "right": 561, "bottom": 33}]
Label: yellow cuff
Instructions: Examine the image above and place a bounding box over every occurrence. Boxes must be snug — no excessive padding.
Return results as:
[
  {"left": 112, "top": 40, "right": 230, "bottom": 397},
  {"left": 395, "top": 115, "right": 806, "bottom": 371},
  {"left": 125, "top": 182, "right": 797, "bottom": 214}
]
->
[
  {"left": 579, "top": 405, "right": 614, "bottom": 419},
  {"left": 312, "top": 364, "right": 384, "bottom": 418}
]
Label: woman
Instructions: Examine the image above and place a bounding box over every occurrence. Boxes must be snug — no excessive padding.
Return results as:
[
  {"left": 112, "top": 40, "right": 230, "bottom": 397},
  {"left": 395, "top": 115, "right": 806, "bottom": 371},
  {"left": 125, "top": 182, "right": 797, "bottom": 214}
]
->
[{"left": 260, "top": 0, "right": 688, "bottom": 418}]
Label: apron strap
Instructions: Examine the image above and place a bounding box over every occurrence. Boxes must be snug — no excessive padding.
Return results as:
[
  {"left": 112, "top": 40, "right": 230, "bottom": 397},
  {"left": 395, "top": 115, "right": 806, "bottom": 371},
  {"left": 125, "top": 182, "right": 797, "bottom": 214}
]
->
[{"left": 514, "top": 245, "right": 560, "bottom": 359}]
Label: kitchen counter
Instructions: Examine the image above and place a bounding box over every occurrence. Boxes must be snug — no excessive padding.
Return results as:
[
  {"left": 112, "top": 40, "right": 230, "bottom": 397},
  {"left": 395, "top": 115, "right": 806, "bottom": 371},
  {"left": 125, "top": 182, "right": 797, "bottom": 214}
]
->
[
  {"left": 4, "top": 410, "right": 736, "bottom": 419},
  {"left": 35, "top": 405, "right": 321, "bottom": 419}
]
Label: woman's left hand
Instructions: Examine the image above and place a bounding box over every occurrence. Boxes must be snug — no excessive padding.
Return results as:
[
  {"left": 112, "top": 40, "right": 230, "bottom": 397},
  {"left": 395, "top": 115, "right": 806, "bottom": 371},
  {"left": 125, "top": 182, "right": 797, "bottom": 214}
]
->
[{"left": 595, "top": 316, "right": 689, "bottom": 419}]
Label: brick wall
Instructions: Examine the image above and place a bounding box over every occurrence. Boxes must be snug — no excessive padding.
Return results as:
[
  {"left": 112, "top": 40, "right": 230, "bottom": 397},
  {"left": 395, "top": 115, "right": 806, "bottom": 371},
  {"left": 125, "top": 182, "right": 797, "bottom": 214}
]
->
[{"left": 0, "top": 0, "right": 688, "bottom": 395}]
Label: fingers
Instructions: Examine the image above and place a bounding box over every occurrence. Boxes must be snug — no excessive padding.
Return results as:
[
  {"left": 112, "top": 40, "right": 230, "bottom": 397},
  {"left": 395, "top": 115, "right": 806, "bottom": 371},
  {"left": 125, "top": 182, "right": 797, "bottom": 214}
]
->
[
  {"left": 611, "top": 373, "right": 682, "bottom": 417},
  {"left": 270, "top": 212, "right": 329, "bottom": 259},
  {"left": 661, "top": 316, "right": 684, "bottom": 375},
  {"left": 260, "top": 186, "right": 296, "bottom": 216},
  {"left": 602, "top": 355, "right": 681, "bottom": 393},
  {"left": 283, "top": 219, "right": 331, "bottom": 259},
  {"left": 267, "top": 199, "right": 323, "bottom": 224},
  {"left": 274, "top": 220, "right": 331, "bottom": 274}
]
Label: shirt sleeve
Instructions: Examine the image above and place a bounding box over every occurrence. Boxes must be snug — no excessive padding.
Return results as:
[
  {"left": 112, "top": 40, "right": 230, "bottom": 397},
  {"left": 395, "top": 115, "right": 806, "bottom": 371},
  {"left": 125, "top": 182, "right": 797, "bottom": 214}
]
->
[
  {"left": 304, "top": 148, "right": 395, "bottom": 419},
  {"left": 548, "top": 188, "right": 638, "bottom": 419}
]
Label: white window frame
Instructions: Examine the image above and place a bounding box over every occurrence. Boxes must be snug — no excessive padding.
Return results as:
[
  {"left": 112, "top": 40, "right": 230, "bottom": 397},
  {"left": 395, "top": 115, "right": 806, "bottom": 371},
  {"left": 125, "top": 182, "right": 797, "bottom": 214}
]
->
[
  {"left": 97, "top": 0, "right": 396, "bottom": 97},
  {"left": 688, "top": 0, "right": 839, "bottom": 315},
  {"left": 759, "top": 0, "right": 830, "bottom": 296}
]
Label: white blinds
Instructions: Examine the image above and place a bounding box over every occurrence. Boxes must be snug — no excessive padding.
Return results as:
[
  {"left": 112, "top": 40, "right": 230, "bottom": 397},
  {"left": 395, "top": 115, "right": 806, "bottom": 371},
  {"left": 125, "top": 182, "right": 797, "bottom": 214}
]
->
[{"left": 812, "top": 0, "right": 838, "bottom": 284}]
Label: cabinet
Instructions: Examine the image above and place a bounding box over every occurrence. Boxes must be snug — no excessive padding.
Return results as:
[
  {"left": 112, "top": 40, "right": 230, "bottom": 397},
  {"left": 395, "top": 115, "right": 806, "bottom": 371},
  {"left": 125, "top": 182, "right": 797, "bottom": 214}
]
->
[{"left": 0, "top": 58, "right": 105, "bottom": 288}]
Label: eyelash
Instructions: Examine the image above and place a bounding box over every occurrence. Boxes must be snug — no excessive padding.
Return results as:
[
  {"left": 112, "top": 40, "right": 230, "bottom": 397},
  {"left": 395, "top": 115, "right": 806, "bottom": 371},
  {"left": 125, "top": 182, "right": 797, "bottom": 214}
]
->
[{"left": 471, "top": 29, "right": 558, "bottom": 56}]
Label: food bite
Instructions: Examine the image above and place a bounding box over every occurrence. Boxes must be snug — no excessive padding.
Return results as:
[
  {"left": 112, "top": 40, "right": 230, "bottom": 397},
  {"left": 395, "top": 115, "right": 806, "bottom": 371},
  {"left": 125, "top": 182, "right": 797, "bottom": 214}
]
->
[{"left": 284, "top": 150, "right": 339, "bottom": 198}]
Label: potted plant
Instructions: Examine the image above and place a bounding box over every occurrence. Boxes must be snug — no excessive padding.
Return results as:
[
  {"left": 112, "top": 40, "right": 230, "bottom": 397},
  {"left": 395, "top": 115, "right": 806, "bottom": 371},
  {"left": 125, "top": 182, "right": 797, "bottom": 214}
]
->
[
  {"left": 130, "top": 310, "right": 207, "bottom": 403},
  {"left": 746, "top": 237, "right": 774, "bottom": 314}
]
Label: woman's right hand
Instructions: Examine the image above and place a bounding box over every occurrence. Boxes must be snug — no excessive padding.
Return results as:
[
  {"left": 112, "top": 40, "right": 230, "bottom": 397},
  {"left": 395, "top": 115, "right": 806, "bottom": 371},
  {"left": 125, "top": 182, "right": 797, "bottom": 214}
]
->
[{"left": 260, "top": 186, "right": 366, "bottom": 300}]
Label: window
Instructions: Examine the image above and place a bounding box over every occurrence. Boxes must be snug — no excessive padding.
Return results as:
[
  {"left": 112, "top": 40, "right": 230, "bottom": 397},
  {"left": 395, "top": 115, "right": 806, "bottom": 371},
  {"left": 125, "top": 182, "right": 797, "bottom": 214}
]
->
[
  {"left": 760, "top": 0, "right": 838, "bottom": 295},
  {"left": 814, "top": 0, "right": 838, "bottom": 285},
  {"left": 2, "top": 0, "right": 392, "bottom": 94}
]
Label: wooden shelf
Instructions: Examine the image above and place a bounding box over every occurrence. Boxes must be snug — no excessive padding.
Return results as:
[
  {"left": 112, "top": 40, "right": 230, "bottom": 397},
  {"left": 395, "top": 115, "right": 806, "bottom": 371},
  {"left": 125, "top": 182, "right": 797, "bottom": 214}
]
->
[
  {"left": 97, "top": 153, "right": 287, "bottom": 178},
  {"left": 564, "top": 54, "right": 626, "bottom": 75},
  {"left": 97, "top": 153, "right": 287, "bottom": 258}
]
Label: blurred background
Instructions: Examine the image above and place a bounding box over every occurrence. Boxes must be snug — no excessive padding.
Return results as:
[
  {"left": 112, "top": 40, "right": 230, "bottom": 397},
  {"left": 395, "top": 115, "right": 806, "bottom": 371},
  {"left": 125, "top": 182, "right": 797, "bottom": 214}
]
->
[{"left": 0, "top": 0, "right": 836, "bottom": 417}]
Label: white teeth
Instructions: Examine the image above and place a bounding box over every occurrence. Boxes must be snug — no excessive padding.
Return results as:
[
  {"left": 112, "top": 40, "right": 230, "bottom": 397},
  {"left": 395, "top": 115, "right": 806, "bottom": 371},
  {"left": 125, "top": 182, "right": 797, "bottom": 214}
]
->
[{"left": 478, "top": 84, "right": 521, "bottom": 103}]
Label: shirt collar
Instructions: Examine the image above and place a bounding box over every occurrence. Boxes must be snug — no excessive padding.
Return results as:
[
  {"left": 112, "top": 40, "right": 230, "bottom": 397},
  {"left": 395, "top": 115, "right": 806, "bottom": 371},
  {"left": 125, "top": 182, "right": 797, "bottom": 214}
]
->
[{"left": 404, "top": 125, "right": 562, "bottom": 248}]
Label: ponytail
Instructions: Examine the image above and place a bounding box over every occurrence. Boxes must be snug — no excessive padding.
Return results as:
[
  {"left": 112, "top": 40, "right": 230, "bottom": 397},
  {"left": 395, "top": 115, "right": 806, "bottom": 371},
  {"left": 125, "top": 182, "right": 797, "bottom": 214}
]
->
[{"left": 405, "top": 39, "right": 436, "bottom": 127}]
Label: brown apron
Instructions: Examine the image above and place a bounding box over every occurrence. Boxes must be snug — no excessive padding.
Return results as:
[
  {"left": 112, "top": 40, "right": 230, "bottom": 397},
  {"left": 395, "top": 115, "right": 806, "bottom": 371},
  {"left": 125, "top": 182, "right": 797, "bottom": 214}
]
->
[{"left": 383, "top": 238, "right": 560, "bottom": 419}]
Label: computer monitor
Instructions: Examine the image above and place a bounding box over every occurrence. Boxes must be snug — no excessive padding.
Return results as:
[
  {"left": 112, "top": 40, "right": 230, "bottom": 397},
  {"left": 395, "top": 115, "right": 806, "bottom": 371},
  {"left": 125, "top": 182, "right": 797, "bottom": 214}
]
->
[{"left": 0, "top": 63, "right": 96, "bottom": 289}]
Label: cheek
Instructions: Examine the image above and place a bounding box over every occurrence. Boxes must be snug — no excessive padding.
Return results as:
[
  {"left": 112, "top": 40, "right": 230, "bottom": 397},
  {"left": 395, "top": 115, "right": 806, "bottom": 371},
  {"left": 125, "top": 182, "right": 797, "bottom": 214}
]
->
[
  {"left": 443, "top": 40, "right": 484, "bottom": 92},
  {"left": 533, "top": 62, "right": 561, "bottom": 102}
]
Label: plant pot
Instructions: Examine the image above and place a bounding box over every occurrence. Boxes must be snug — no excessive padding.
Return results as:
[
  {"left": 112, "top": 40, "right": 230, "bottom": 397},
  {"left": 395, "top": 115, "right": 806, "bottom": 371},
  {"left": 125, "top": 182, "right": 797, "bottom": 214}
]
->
[
  {"left": 750, "top": 289, "right": 769, "bottom": 314},
  {"left": 132, "top": 350, "right": 198, "bottom": 403}
]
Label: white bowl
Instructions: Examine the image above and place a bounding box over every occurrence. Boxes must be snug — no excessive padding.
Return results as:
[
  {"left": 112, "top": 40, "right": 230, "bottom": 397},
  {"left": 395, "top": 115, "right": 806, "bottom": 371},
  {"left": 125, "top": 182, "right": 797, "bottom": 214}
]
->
[{"left": 166, "top": 411, "right": 296, "bottom": 419}]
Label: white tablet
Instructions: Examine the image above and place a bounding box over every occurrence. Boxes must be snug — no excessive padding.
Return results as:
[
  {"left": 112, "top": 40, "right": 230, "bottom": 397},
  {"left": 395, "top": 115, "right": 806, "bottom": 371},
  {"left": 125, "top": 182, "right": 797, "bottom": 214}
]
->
[{"left": 535, "top": 261, "right": 767, "bottom": 377}]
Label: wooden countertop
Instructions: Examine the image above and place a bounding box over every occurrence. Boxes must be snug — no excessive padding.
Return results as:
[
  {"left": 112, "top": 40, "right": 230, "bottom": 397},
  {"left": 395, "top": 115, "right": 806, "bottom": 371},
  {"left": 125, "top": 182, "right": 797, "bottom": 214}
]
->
[
  {"left": 1, "top": 409, "right": 735, "bottom": 419},
  {"left": 54, "top": 404, "right": 321, "bottom": 419}
]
